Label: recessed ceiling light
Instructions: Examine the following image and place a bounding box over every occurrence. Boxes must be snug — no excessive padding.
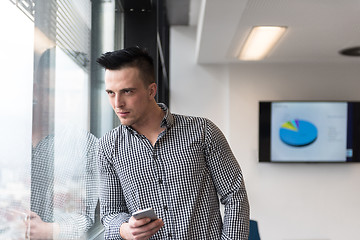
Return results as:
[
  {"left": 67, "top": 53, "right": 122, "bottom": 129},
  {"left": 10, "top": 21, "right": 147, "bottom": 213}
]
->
[
  {"left": 339, "top": 47, "right": 360, "bottom": 57},
  {"left": 238, "top": 26, "right": 287, "bottom": 61}
]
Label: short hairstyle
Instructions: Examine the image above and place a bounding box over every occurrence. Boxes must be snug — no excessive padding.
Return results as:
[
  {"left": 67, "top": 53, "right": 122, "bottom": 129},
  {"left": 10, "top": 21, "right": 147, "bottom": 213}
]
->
[{"left": 96, "top": 47, "right": 155, "bottom": 86}]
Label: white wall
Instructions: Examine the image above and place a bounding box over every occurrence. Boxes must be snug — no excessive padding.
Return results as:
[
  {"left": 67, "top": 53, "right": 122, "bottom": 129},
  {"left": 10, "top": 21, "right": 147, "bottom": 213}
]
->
[
  {"left": 170, "top": 26, "right": 360, "bottom": 240},
  {"left": 169, "top": 26, "right": 230, "bottom": 135}
]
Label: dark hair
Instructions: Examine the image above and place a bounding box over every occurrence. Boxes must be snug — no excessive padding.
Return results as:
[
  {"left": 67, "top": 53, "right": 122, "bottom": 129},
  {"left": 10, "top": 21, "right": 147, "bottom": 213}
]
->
[{"left": 96, "top": 47, "right": 155, "bottom": 86}]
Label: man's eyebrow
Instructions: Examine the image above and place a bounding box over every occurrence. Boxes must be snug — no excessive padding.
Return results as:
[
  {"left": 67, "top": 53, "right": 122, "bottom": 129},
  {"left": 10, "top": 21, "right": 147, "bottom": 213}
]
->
[
  {"left": 120, "top": 88, "right": 136, "bottom": 92},
  {"left": 105, "top": 88, "right": 136, "bottom": 92}
]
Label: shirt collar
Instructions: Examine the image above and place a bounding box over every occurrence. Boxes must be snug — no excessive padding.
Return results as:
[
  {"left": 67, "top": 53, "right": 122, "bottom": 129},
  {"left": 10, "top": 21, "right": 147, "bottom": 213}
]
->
[
  {"left": 124, "top": 103, "right": 174, "bottom": 133},
  {"left": 158, "top": 103, "right": 174, "bottom": 129}
]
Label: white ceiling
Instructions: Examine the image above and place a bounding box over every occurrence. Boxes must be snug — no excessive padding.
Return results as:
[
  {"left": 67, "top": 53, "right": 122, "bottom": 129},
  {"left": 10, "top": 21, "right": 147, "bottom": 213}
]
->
[{"left": 192, "top": 0, "right": 360, "bottom": 64}]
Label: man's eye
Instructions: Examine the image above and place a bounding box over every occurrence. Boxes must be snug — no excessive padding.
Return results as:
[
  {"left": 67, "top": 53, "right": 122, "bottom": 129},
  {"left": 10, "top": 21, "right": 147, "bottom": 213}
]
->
[
  {"left": 106, "top": 91, "right": 115, "bottom": 96},
  {"left": 124, "top": 90, "right": 133, "bottom": 94}
]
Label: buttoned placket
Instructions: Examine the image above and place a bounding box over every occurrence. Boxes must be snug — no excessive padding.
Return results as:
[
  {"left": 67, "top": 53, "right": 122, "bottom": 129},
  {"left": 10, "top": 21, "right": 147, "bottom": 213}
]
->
[
  {"left": 153, "top": 129, "right": 175, "bottom": 238},
  {"left": 136, "top": 129, "right": 175, "bottom": 238}
]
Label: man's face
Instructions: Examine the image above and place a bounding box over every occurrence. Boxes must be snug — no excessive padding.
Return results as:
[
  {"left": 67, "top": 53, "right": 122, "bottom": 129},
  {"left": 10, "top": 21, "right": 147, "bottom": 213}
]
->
[{"left": 104, "top": 67, "right": 155, "bottom": 128}]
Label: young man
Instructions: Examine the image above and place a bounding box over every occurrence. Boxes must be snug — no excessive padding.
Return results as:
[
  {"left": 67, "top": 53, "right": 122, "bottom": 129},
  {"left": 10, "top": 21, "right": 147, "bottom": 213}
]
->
[{"left": 96, "top": 47, "right": 249, "bottom": 240}]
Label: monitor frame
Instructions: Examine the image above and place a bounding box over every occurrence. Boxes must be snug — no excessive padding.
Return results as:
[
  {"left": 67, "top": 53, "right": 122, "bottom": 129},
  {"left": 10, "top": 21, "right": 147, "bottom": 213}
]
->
[{"left": 259, "top": 101, "right": 360, "bottom": 163}]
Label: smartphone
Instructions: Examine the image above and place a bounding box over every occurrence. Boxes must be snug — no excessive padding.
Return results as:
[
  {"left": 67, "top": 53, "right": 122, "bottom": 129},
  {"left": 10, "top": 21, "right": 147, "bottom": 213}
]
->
[{"left": 132, "top": 208, "right": 158, "bottom": 221}]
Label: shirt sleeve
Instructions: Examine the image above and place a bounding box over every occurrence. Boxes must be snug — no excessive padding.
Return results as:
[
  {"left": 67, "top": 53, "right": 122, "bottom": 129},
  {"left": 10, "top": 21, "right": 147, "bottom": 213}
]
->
[
  {"left": 55, "top": 213, "right": 91, "bottom": 239},
  {"left": 98, "top": 135, "right": 131, "bottom": 240},
  {"left": 204, "top": 119, "right": 250, "bottom": 240},
  {"left": 55, "top": 141, "right": 100, "bottom": 240}
]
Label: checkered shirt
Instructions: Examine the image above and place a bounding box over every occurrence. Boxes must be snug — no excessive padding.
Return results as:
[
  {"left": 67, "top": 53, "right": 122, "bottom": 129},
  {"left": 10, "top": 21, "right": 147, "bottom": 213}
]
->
[
  {"left": 98, "top": 104, "right": 249, "bottom": 239},
  {"left": 31, "top": 128, "right": 99, "bottom": 239}
]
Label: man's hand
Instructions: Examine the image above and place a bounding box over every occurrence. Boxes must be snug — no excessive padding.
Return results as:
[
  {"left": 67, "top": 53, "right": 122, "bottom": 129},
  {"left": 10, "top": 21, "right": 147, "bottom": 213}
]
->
[
  {"left": 25, "top": 211, "right": 60, "bottom": 240},
  {"left": 120, "top": 216, "right": 164, "bottom": 240}
]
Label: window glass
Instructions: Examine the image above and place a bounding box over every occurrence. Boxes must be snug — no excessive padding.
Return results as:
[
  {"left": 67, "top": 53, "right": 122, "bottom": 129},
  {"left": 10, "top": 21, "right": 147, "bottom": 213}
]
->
[
  {"left": 0, "top": 1, "right": 100, "bottom": 239},
  {"left": 0, "top": 0, "right": 33, "bottom": 238}
]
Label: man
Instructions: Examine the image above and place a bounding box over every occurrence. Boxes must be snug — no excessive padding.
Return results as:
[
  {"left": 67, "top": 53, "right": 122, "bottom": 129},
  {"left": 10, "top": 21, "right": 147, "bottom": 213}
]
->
[{"left": 97, "top": 47, "right": 249, "bottom": 239}]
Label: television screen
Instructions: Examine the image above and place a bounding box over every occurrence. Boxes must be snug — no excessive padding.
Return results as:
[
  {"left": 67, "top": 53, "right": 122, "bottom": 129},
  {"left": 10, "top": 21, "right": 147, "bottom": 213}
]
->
[{"left": 259, "top": 101, "right": 360, "bottom": 163}]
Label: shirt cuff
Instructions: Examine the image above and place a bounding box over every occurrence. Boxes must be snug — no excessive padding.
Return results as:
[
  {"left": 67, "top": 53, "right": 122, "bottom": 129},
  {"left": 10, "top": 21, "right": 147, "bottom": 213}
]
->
[{"left": 103, "top": 213, "right": 131, "bottom": 240}]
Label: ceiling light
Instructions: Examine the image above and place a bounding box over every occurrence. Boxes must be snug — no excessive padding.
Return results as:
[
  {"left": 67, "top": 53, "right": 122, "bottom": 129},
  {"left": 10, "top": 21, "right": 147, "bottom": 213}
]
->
[{"left": 238, "top": 26, "right": 287, "bottom": 61}]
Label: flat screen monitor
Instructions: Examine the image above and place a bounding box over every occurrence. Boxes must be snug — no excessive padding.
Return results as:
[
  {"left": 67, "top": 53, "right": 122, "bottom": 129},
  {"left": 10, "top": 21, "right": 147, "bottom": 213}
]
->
[{"left": 259, "top": 101, "right": 360, "bottom": 163}]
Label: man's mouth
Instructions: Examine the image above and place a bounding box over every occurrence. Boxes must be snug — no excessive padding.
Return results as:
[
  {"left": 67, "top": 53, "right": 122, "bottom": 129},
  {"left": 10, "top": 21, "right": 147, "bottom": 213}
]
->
[{"left": 117, "top": 111, "right": 130, "bottom": 117}]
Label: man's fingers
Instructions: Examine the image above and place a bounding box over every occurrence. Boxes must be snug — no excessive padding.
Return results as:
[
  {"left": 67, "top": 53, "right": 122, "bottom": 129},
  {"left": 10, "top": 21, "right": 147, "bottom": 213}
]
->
[
  {"left": 130, "top": 219, "right": 164, "bottom": 238},
  {"left": 128, "top": 216, "right": 151, "bottom": 228},
  {"left": 147, "top": 219, "right": 164, "bottom": 234}
]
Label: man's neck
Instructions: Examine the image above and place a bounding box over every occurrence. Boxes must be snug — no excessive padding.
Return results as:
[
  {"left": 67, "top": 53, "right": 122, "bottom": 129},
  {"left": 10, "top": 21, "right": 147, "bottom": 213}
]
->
[{"left": 132, "top": 103, "right": 165, "bottom": 146}]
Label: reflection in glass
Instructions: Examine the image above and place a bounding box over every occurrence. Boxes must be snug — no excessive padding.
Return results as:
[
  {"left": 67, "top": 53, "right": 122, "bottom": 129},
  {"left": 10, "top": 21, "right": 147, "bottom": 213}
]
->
[
  {"left": 31, "top": 128, "right": 99, "bottom": 239},
  {"left": 30, "top": 47, "right": 99, "bottom": 239},
  {"left": 0, "top": 0, "right": 99, "bottom": 239}
]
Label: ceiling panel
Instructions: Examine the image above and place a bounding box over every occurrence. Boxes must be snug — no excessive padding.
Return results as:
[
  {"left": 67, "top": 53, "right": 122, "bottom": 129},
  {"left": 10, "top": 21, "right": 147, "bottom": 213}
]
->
[{"left": 192, "top": 0, "right": 360, "bottom": 64}]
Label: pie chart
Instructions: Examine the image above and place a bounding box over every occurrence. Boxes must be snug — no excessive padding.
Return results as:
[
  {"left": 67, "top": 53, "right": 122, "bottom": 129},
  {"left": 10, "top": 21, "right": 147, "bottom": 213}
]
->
[{"left": 279, "top": 119, "right": 318, "bottom": 147}]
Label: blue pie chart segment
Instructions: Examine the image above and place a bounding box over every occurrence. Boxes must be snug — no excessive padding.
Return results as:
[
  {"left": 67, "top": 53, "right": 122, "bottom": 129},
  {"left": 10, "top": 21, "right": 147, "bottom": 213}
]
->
[{"left": 279, "top": 119, "right": 318, "bottom": 147}]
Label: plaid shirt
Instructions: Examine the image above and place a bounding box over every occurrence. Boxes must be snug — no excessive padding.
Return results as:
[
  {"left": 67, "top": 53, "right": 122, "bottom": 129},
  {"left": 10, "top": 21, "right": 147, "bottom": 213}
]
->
[
  {"left": 31, "top": 128, "right": 99, "bottom": 239},
  {"left": 98, "top": 104, "right": 249, "bottom": 239}
]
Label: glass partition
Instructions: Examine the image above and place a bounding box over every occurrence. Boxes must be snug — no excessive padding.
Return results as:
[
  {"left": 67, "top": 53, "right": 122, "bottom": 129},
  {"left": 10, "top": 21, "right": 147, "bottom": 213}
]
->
[
  {"left": 0, "top": 0, "right": 33, "bottom": 238},
  {"left": 0, "top": 0, "right": 103, "bottom": 239}
]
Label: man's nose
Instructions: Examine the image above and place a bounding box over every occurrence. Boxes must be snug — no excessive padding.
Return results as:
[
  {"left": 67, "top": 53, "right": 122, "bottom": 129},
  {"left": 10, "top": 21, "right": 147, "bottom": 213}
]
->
[{"left": 114, "top": 94, "right": 124, "bottom": 108}]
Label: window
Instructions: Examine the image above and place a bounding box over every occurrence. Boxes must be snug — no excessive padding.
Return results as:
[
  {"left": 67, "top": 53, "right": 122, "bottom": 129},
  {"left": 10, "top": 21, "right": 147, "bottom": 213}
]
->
[
  {"left": 0, "top": 0, "right": 33, "bottom": 238},
  {"left": 0, "top": 0, "right": 169, "bottom": 238},
  {"left": 0, "top": 0, "right": 109, "bottom": 239}
]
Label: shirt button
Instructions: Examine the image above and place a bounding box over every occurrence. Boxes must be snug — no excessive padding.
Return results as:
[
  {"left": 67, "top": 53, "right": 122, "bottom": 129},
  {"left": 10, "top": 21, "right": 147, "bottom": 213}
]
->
[
  {"left": 158, "top": 179, "right": 163, "bottom": 184},
  {"left": 168, "top": 233, "right": 172, "bottom": 237},
  {"left": 164, "top": 205, "right": 168, "bottom": 211}
]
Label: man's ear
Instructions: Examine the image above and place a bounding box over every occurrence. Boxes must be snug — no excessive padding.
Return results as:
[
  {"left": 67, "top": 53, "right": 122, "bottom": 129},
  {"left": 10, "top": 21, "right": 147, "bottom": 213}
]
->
[{"left": 148, "top": 83, "right": 157, "bottom": 98}]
